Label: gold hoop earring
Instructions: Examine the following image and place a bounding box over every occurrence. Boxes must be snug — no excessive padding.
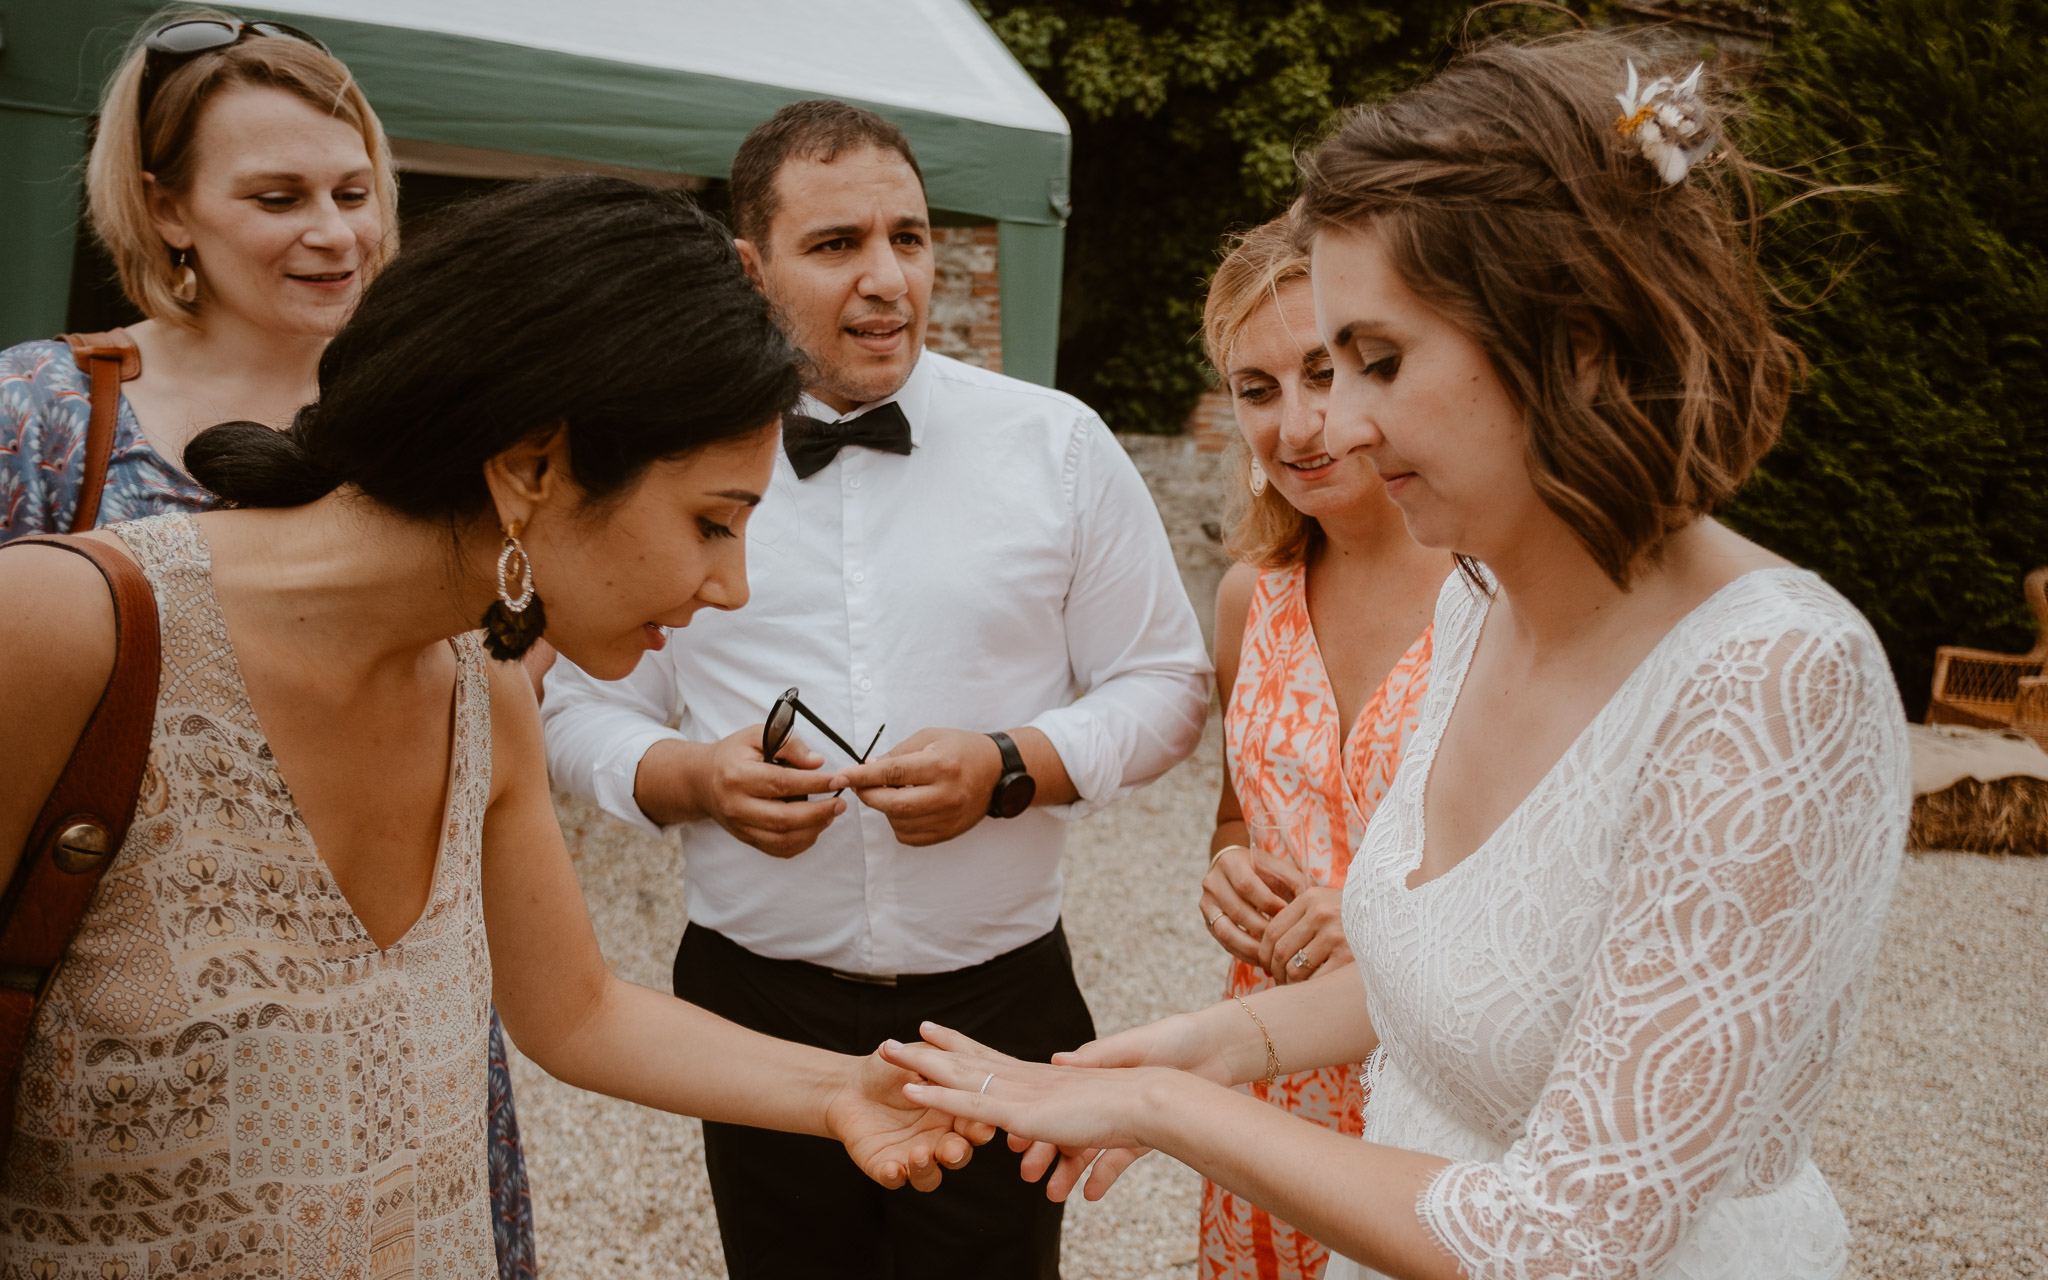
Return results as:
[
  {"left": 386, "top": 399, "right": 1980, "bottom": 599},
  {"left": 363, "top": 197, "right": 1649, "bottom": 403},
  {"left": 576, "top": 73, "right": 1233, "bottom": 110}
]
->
[
  {"left": 1248, "top": 461, "right": 1268, "bottom": 498},
  {"left": 170, "top": 247, "right": 198, "bottom": 305},
  {"left": 480, "top": 521, "right": 547, "bottom": 660}
]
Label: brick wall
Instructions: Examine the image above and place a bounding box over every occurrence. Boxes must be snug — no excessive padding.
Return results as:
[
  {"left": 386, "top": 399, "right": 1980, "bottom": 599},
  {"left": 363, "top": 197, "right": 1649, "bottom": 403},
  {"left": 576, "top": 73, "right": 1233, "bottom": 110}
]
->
[
  {"left": 1185, "top": 385, "right": 1235, "bottom": 453},
  {"left": 926, "top": 224, "right": 1002, "bottom": 372}
]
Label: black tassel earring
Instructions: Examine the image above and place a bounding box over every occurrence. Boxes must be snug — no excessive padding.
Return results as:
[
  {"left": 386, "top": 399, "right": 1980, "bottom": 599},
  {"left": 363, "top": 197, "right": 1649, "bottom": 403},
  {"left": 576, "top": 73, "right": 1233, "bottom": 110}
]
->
[{"left": 481, "top": 521, "right": 547, "bottom": 660}]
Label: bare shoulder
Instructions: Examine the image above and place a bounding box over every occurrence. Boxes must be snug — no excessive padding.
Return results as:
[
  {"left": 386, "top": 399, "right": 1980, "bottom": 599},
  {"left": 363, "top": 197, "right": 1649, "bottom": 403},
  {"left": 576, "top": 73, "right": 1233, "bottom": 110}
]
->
[
  {"left": 0, "top": 539, "right": 126, "bottom": 872},
  {"left": 480, "top": 647, "right": 547, "bottom": 806},
  {"left": 1214, "top": 561, "right": 1261, "bottom": 669},
  {"left": 1215, "top": 562, "right": 1259, "bottom": 633},
  {"left": 1693, "top": 518, "right": 1796, "bottom": 584},
  {"left": 0, "top": 542, "right": 121, "bottom": 697}
]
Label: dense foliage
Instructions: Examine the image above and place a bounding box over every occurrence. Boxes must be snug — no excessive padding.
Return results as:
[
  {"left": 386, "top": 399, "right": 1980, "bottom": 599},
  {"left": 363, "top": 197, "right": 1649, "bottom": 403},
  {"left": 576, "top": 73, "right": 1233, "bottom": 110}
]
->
[
  {"left": 974, "top": 0, "right": 1482, "bottom": 434},
  {"left": 1728, "top": 0, "right": 2048, "bottom": 712},
  {"left": 983, "top": 0, "right": 2046, "bottom": 713}
]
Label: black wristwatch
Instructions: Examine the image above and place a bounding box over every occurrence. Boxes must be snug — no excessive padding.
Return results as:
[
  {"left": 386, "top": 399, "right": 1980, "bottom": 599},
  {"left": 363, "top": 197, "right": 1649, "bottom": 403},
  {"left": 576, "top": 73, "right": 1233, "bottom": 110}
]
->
[{"left": 985, "top": 731, "right": 1035, "bottom": 819}]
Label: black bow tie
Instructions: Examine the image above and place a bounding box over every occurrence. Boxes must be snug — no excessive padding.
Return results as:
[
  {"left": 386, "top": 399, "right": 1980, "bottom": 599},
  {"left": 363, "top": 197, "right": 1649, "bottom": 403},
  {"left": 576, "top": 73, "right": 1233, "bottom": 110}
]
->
[{"left": 783, "top": 402, "right": 913, "bottom": 479}]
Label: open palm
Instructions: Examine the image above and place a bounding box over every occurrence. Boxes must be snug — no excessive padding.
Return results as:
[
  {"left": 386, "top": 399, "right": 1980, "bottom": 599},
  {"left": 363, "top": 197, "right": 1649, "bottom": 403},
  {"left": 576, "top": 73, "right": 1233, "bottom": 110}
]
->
[
  {"left": 880, "top": 1024, "right": 1186, "bottom": 1203},
  {"left": 826, "top": 1051, "right": 994, "bottom": 1190}
]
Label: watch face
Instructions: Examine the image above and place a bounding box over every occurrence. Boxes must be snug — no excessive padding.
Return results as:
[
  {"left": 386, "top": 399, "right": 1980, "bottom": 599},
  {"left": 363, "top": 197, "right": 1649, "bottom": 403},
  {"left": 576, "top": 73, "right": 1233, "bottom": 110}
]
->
[{"left": 994, "top": 773, "right": 1036, "bottom": 819}]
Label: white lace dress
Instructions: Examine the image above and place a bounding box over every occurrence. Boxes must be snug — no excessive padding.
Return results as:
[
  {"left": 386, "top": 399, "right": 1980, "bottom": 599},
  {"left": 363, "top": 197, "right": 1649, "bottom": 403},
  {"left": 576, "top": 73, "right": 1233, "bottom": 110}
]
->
[{"left": 1327, "top": 569, "right": 1910, "bottom": 1280}]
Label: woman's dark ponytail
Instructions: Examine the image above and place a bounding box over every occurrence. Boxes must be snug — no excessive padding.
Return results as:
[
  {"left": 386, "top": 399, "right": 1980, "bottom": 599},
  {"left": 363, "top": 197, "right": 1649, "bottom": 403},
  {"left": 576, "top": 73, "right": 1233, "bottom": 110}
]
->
[
  {"left": 184, "top": 406, "right": 343, "bottom": 508},
  {"left": 177, "top": 175, "right": 800, "bottom": 520}
]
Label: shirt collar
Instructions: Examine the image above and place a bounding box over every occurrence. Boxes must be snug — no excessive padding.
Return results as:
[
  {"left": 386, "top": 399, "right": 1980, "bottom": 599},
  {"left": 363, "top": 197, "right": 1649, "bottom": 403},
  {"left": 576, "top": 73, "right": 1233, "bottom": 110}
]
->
[{"left": 795, "top": 349, "right": 934, "bottom": 449}]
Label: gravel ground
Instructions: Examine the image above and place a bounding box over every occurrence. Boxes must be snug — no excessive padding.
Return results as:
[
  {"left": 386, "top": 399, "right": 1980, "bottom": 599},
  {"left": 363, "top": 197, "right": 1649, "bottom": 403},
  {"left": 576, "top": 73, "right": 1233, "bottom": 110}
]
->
[{"left": 1821, "top": 853, "right": 2048, "bottom": 1278}]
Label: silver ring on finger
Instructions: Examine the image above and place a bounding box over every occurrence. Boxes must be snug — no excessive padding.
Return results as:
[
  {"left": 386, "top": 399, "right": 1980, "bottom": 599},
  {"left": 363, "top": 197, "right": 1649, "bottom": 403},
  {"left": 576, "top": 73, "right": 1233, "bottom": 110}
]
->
[
  {"left": 1207, "top": 909, "right": 1227, "bottom": 931},
  {"left": 979, "top": 1073, "right": 996, "bottom": 1095},
  {"left": 1291, "top": 948, "right": 1310, "bottom": 969}
]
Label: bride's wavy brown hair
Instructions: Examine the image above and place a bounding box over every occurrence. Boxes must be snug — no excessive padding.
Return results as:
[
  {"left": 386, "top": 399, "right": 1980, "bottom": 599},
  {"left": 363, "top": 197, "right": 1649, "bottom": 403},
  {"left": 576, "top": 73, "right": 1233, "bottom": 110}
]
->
[{"left": 1296, "top": 31, "right": 1798, "bottom": 587}]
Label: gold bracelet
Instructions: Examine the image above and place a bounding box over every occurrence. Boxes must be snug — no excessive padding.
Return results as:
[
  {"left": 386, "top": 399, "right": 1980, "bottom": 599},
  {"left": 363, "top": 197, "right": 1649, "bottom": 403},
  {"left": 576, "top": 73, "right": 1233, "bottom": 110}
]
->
[
  {"left": 1233, "top": 995, "right": 1280, "bottom": 1086},
  {"left": 1208, "top": 843, "right": 1250, "bottom": 870}
]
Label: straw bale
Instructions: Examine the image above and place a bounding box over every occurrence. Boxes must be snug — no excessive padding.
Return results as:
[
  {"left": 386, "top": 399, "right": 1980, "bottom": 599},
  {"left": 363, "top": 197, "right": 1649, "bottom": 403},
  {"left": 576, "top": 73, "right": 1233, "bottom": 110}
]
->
[{"left": 1910, "top": 776, "right": 2048, "bottom": 856}]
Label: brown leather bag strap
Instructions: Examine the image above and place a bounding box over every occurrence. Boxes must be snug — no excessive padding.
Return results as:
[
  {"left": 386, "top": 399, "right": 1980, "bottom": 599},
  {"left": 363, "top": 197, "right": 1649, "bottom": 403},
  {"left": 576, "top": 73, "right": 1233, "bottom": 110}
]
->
[
  {"left": 58, "top": 330, "right": 143, "bottom": 534},
  {"left": 0, "top": 533, "right": 160, "bottom": 1145}
]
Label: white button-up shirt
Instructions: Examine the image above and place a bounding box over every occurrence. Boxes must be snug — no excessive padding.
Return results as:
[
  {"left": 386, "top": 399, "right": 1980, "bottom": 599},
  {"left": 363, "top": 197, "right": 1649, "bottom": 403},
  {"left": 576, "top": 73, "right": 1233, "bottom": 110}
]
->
[{"left": 540, "top": 352, "right": 1212, "bottom": 975}]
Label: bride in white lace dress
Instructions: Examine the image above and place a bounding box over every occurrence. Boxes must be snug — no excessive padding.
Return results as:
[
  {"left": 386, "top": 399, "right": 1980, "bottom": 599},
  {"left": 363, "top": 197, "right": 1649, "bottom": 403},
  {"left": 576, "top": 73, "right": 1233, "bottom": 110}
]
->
[{"left": 882, "top": 33, "right": 1910, "bottom": 1280}]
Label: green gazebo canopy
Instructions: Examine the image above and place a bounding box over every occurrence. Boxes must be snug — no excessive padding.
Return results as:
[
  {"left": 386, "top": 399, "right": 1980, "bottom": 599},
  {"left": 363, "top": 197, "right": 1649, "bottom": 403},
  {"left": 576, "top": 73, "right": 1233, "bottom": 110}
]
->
[{"left": 0, "top": 0, "right": 1071, "bottom": 382}]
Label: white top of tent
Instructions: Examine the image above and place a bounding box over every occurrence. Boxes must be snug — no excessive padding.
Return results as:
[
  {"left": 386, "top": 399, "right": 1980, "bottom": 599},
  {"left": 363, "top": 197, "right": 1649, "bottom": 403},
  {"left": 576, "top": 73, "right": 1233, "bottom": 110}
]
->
[{"left": 266, "top": 0, "right": 1069, "bottom": 136}]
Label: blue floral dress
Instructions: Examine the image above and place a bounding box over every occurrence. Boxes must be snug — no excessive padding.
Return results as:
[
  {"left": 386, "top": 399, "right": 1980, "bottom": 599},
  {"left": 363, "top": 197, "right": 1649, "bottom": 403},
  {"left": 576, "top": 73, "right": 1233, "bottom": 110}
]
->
[
  {"left": 0, "top": 336, "right": 537, "bottom": 1278},
  {"left": 0, "top": 338, "right": 209, "bottom": 535}
]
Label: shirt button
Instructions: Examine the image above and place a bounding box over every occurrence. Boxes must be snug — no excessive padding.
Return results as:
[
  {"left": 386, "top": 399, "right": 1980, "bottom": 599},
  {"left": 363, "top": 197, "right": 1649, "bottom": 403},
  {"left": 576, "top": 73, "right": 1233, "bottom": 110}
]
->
[
  {"left": 852, "top": 571, "right": 866, "bottom": 584},
  {"left": 849, "top": 477, "right": 862, "bottom": 490},
  {"left": 860, "top": 678, "right": 874, "bottom": 691}
]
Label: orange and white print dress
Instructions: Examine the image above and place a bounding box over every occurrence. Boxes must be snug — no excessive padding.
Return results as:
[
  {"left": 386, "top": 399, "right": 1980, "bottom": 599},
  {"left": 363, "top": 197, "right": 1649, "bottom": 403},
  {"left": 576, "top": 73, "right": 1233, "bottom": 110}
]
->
[{"left": 1205, "top": 561, "right": 1432, "bottom": 1280}]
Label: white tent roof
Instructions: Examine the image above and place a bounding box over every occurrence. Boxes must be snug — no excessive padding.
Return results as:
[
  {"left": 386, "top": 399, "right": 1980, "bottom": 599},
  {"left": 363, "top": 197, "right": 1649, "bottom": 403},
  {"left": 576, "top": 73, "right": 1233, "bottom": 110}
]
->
[{"left": 265, "top": 0, "right": 1069, "bottom": 135}]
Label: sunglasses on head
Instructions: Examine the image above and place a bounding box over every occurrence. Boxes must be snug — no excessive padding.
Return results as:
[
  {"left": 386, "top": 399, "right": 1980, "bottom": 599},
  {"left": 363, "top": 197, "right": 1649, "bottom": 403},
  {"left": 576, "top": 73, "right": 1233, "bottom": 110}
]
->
[
  {"left": 138, "top": 17, "right": 329, "bottom": 125},
  {"left": 762, "top": 688, "right": 883, "bottom": 768}
]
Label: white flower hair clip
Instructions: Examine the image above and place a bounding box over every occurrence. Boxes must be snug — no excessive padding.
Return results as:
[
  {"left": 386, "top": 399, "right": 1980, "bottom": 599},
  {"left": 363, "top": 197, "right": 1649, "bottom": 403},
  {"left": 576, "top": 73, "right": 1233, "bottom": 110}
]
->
[{"left": 1614, "top": 60, "right": 1713, "bottom": 185}]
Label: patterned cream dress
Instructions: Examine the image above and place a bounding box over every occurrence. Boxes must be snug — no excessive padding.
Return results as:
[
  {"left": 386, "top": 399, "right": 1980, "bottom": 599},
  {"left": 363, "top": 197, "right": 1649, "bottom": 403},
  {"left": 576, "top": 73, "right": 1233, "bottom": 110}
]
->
[
  {"left": 1327, "top": 569, "right": 1909, "bottom": 1280},
  {"left": 1203, "top": 562, "right": 1434, "bottom": 1280},
  {"left": 0, "top": 514, "right": 496, "bottom": 1279}
]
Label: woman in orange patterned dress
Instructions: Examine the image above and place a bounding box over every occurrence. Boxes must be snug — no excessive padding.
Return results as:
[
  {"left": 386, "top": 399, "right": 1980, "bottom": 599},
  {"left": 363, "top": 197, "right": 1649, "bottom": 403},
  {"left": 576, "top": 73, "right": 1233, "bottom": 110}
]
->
[{"left": 1195, "top": 217, "right": 1453, "bottom": 1280}]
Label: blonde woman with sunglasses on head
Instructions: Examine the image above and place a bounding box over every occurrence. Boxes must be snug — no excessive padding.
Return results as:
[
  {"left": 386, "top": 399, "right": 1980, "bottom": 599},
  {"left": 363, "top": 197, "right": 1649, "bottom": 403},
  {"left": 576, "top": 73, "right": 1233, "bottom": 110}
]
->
[
  {"left": 0, "top": 174, "right": 985, "bottom": 1280},
  {"left": 0, "top": 9, "right": 394, "bottom": 541}
]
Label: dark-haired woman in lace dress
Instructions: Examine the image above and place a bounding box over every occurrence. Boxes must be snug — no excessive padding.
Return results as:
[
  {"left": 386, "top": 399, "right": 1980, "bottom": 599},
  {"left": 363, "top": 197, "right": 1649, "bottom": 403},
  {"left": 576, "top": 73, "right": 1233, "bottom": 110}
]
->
[
  {"left": 0, "top": 175, "right": 986, "bottom": 1279},
  {"left": 0, "top": 15, "right": 551, "bottom": 1268}
]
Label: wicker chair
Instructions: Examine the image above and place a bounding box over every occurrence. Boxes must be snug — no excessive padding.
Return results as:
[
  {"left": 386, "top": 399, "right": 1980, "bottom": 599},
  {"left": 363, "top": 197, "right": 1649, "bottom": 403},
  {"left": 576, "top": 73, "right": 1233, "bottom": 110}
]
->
[{"left": 1927, "top": 567, "right": 2048, "bottom": 749}]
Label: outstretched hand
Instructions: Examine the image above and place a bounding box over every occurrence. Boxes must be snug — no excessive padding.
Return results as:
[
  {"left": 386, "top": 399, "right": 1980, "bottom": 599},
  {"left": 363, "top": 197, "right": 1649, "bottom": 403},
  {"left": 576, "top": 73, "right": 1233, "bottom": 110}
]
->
[
  {"left": 880, "top": 1023, "right": 1202, "bottom": 1203},
  {"left": 1017, "top": 1012, "right": 1238, "bottom": 1199},
  {"left": 824, "top": 1050, "right": 997, "bottom": 1191}
]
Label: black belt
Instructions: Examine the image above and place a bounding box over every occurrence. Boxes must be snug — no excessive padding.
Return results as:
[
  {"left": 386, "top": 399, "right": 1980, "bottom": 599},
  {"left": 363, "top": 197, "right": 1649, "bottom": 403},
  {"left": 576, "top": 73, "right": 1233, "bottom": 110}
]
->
[
  {"left": 828, "top": 968, "right": 907, "bottom": 987},
  {"left": 820, "top": 921, "right": 1069, "bottom": 989}
]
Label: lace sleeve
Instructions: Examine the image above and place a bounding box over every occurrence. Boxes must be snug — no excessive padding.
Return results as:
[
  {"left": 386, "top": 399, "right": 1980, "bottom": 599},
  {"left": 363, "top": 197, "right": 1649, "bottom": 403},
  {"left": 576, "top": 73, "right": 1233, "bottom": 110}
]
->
[{"left": 1420, "top": 608, "right": 1909, "bottom": 1279}]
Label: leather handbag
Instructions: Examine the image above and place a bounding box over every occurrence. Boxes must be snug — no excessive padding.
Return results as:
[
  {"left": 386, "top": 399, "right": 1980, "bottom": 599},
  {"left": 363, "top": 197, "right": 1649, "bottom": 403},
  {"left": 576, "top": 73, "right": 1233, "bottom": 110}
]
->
[
  {"left": 59, "top": 329, "right": 143, "bottom": 533},
  {"left": 0, "top": 535, "right": 161, "bottom": 1149}
]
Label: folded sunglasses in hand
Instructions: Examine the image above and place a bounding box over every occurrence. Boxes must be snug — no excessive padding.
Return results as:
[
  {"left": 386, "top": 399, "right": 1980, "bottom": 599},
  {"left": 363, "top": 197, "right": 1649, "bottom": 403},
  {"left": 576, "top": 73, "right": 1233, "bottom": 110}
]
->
[{"left": 762, "top": 687, "right": 884, "bottom": 801}]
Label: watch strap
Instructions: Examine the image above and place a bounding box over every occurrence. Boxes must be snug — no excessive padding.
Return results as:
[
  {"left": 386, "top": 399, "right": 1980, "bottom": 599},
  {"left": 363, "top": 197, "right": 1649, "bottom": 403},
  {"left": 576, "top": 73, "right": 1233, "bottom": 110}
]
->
[
  {"left": 987, "top": 730, "right": 1026, "bottom": 780},
  {"left": 985, "top": 731, "right": 1031, "bottom": 819}
]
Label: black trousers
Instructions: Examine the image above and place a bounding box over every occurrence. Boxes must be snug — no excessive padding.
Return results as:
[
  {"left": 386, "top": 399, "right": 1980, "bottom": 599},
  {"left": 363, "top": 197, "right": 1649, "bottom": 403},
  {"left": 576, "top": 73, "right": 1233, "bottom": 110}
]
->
[{"left": 672, "top": 922, "right": 1096, "bottom": 1280}]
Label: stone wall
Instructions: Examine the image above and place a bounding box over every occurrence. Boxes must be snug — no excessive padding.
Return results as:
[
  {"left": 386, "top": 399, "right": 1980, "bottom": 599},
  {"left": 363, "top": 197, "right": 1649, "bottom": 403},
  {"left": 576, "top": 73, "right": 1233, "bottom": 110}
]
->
[
  {"left": 1183, "top": 385, "right": 1234, "bottom": 455},
  {"left": 925, "top": 224, "right": 1002, "bottom": 371},
  {"left": 1121, "top": 432, "right": 1233, "bottom": 653}
]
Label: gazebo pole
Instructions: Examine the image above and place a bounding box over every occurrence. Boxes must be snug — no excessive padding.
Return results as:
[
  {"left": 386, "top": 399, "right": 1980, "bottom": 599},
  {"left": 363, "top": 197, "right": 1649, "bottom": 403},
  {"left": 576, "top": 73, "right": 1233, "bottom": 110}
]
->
[{"left": 998, "top": 220, "right": 1064, "bottom": 388}]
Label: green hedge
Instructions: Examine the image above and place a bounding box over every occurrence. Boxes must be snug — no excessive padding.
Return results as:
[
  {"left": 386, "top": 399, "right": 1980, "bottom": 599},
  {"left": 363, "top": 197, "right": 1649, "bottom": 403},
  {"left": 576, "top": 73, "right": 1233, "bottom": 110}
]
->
[
  {"left": 975, "top": 0, "right": 1480, "bottom": 434},
  {"left": 1728, "top": 0, "right": 2047, "bottom": 715},
  {"left": 982, "top": 0, "right": 2047, "bottom": 715}
]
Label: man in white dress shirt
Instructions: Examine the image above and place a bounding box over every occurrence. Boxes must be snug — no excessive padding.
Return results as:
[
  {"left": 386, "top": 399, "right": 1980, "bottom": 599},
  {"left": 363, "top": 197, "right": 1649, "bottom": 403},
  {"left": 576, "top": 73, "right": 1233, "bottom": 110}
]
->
[{"left": 541, "top": 100, "right": 1210, "bottom": 1278}]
